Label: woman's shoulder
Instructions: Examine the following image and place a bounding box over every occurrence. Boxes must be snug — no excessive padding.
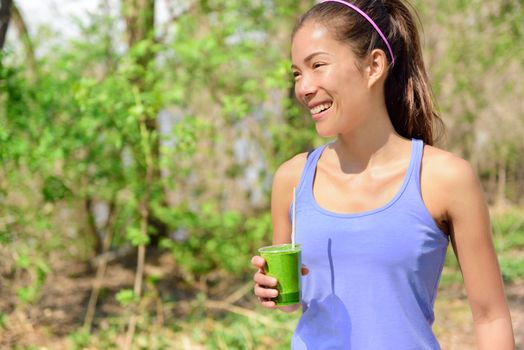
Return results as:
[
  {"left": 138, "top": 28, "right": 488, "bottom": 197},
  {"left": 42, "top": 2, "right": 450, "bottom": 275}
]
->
[
  {"left": 273, "top": 152, "right": 309, "bottom": 189},
  {"left": 271, "top": 152, "right": 310, "bottom": 216},
  {"left": 422, "top": 144, "right": 480, "bottom": 193}
]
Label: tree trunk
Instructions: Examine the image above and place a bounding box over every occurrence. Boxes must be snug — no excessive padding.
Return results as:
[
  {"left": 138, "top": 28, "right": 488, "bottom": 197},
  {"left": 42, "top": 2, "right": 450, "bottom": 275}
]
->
[
  {"left": 122, "top": 0, "right": 168, "bottom": 240},
  {"left": 0, "top": 0, "right": 12, "bottom": 50},
  {"left": 121, "top": 1, "right": 157, "bottom": 347},
  {"left": 123, "top": 0, "right": 155, "bottom": 45},
  {"left": 84, "top": 196, "right": 103, "bottom": 254},
  {"left": 122, "top": 0, "right": 157, "bottom": 132},
  {"left": 10, "top": 2, "right": 37, "bottom": 80},
  {"left": 122, "top": 0, "right": 155, "bottom": 62}
]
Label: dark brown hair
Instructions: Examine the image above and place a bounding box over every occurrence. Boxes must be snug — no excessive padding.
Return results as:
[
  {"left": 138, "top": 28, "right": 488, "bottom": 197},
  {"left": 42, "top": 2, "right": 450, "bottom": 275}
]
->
[{"left": 293, "top": 0, "right": 444, "bottom": 146}]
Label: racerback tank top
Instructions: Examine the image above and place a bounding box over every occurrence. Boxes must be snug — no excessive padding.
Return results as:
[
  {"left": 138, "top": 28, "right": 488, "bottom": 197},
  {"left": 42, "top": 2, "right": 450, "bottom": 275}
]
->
[{"left": 290, "top": 138, "right": 449, "bottom": 350}]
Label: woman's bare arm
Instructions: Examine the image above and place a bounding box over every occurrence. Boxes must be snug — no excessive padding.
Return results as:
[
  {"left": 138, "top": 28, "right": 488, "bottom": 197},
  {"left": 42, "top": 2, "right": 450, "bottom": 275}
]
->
[
  {"left": 442, "top": 155, "right": 515, "bottom": 349},
  {"left": 252, "top": 153, "right": 307, "bottom": 312}
]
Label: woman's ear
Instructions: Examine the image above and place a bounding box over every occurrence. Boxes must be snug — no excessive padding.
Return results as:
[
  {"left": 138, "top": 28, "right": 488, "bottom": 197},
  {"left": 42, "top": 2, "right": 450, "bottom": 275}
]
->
[{"left": 366, "top": 49, "right": 388, "bottom": 88}]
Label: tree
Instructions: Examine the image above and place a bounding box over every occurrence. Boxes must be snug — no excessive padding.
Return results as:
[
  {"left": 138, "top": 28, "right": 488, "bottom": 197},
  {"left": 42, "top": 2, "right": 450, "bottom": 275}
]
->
[
  {"left": 121, "top": 1, "right": 157, "bottom": 348},
  {"left": 0, "top": 0, "right": 12, "bottom": 50}
]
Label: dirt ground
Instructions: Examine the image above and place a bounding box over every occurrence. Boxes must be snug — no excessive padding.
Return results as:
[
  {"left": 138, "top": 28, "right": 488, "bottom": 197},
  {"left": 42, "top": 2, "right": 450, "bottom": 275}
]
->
[{"left": 1, "top": 253, "right": 523, "bottom": 349}]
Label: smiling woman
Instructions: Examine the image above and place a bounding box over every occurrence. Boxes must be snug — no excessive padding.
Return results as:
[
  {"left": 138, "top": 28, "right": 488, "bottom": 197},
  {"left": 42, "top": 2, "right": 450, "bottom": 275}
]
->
[{"left": 251, "top": 0, "right": 516, "bottom": 349}]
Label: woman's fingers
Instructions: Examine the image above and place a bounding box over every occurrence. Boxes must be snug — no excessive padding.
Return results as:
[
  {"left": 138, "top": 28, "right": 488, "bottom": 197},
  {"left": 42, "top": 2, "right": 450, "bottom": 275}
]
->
[
  {"left": 260, "top": 299, "right": 277, "bottom": 309},
  {"left": 253, "top": 269, "right": 277, "bottom": 287},
  {"left": 254, "top": 283, "right": 279, "bottom": 299},
  {"left": 254, "top": 284, "right": 278, "bottom": 309}
]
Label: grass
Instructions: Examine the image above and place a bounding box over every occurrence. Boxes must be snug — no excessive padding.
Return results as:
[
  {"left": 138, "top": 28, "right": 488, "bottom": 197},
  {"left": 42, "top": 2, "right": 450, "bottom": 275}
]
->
[
  {"left": 62, "top": 306, "right": 300, "bottom": 350},
  {"left": 195, "top": 310, "right": 298, "bottom": 350}
]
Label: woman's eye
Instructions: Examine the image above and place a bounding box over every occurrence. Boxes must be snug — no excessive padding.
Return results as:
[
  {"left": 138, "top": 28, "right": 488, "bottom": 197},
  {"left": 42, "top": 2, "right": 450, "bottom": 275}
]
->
[
  {"left": 313, "top": 63, "right": 325, "bottom": 69},
  {"left": 293, "top": 72, "right": 301, "bottom": 79}
]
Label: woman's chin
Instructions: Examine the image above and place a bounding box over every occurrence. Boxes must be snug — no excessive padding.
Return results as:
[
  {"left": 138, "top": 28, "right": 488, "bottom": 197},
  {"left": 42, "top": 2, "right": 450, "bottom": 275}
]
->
[{"left": 315, "top": 125, "right": 337, "bottom": 138}]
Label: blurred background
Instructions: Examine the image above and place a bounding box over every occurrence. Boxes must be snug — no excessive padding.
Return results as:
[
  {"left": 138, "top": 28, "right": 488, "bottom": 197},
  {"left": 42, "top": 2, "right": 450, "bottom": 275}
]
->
[{"left": 0, "top": 0, "right": 523, "bottom": 349}]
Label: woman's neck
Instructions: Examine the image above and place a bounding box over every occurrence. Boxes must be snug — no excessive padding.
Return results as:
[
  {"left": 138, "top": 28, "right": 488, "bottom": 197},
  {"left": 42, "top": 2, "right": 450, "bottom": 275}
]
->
[{"left": 331, "top": 117, "right": 408, "bottom": 173}]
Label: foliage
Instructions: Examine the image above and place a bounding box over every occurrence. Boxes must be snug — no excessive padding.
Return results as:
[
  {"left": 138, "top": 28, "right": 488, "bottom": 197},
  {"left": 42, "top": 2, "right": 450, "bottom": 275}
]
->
[
  {"left": 0, "top": 0, "right": 523, "bottom": 347},
  {"left": 64, "top": 306, "right": 298, "bottom": 350},
  {"left": 492, "top": 209, "right": 524, "bottom": 283}
]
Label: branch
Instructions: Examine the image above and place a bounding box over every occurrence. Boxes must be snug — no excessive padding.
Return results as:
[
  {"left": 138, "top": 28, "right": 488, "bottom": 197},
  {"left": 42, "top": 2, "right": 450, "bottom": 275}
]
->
[
  {"left": 223, "top": 280, "right": 254, "bottom": 305},
  {"left": 84, "top": 196, "right": 103, "bottom": 254},
  {"left": 204, "top": 300, "right": 274, "bottom": 327},
  {"left": 123, "top": 88, "right": 154, "bottom": 350},
  {"left": 83, "top": 196, "right": 118, "bottom": 332},
  {"left": 89, "top": 245, "right": 135, "bottom": 267}
]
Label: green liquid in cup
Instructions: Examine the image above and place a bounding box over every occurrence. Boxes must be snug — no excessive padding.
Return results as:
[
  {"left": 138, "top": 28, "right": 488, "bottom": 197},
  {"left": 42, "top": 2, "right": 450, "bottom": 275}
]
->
[{"left": 258, "top": 244, "right": 302, "bottom": 306}]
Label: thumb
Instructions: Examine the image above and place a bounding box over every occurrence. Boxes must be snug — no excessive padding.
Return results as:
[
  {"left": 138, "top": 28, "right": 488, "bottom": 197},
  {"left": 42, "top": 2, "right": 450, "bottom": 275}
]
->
[{"left": 251, "top": 255, "right": 266, "bottom": 269}]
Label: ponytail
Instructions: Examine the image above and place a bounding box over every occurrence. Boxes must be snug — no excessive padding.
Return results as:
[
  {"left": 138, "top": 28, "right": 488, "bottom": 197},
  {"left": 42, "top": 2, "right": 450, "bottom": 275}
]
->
[
  {"left": 383, "top": 0, "right": 444, "bottom": 145},
  {"left": 293, "top": 0, "right": 445, "bottom": 145}
]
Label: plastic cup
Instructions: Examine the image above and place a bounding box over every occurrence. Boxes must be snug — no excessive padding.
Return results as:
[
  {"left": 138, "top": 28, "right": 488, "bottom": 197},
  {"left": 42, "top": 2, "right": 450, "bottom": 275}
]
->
[{"left": 258, "top": 243, "right": 302, "bottom": 305}]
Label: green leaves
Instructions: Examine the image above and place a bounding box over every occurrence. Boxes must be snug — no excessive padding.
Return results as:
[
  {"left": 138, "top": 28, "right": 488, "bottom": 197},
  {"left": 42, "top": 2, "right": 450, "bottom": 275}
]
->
[
  {"left": 15, "top": 251, "right": 30, "bottom": 269},
  {"left": 42, "top": 176, "right": 72, "bottom": 202},
  {"left": 156, "top": 202, "right": 272, "bottom": 278},
  {"left": 126, "top": 227, "right": 150, "bottom": 246},
  {"left": 116, "top": 289, "right": 138, "bottom": 307},
  {"left": 172, "top": 116, "right": 210, "bottom": 155},
  {"left": 14, "top": 254, "right": 50, "bottom": 304},
  {"left": 0, "top": 312, "right": 6, "bottom": 329},
  {"left": 221, "top": 95, "right": 249, "bottom": 121}
]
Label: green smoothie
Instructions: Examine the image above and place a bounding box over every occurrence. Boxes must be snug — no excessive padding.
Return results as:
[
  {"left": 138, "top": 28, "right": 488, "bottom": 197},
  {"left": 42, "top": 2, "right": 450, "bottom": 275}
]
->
[{"left": 258, "top": 244, "right": 302, "bottom": 305}]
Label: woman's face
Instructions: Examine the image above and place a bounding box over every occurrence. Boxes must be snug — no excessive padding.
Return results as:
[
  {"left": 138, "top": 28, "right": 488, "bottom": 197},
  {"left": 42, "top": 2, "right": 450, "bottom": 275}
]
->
[{"left": 291, "top": 20, "right": 371, "bottom": 137}]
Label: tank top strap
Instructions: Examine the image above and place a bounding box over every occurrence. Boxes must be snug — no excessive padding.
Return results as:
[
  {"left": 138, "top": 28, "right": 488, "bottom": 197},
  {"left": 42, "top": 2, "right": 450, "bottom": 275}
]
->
[
  {"left": 408, "top": 138, "right": 424, "bottom": 195},
  {"left": 296, "top": 144, "right": 329, "bottom": 200}
]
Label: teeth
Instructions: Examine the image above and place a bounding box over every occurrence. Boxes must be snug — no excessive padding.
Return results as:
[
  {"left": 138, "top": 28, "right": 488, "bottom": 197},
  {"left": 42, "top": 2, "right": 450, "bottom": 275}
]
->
[{"left": 310, "top": 102, "right": 332, "bottom": 114}]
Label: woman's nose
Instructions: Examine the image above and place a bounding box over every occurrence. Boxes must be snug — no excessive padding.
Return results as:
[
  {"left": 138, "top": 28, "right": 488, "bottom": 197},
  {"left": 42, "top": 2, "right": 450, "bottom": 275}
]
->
[{"left": 295, "top": 74, "right": 317, "bottom": 100}]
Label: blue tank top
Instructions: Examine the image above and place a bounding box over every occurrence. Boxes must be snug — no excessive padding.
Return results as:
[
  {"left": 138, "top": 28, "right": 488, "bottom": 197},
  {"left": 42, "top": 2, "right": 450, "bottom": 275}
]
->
[{"left": 290, "top": 138, "right": 449, "bottom": 350}]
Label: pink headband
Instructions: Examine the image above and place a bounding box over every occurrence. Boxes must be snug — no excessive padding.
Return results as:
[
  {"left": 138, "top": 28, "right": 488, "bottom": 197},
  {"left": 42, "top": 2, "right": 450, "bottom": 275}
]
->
[{"left": 319, "top": 0, "right": 395, "bottom": 66}]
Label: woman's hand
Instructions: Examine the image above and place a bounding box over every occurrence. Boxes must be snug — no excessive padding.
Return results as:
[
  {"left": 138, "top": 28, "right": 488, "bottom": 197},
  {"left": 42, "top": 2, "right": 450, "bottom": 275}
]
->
[
  {"left": 251, "top": 255, "right": 309, "bottom": 310},
  {"left": 251, "top": 255, "right": 279, "bottom": 309}
]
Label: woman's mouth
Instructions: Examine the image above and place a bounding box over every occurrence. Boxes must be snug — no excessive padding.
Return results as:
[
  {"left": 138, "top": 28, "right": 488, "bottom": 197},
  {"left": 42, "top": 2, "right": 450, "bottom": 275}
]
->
[{"left": 310, "top": 102, "right": 333, "bottom": 121}]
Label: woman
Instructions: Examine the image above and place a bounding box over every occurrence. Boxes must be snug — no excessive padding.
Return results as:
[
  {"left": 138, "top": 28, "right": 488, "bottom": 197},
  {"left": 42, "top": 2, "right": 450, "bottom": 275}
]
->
[{"left": 251, "top": 0, "right": 515, "bottom": 348}]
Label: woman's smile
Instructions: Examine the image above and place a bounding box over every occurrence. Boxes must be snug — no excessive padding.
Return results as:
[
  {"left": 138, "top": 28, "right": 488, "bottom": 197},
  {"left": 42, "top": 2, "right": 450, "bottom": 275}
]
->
[
  {"left": 311, "top": 103, "right": 333, "bottom": 122},
  {"left": 309, "top": 101, "right": 333, "bottom": 121}
]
